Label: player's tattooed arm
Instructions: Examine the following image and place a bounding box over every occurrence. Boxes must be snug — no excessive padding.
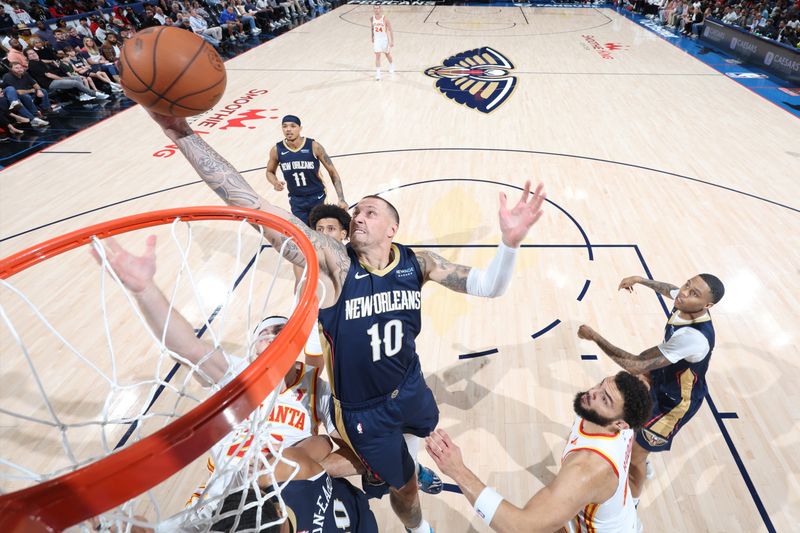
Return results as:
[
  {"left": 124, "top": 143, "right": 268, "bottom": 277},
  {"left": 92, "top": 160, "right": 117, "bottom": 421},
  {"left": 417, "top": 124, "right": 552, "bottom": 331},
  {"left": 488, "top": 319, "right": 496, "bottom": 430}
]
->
[
  {"left": 416, "top": 250, "right": 472, "bottom": 294},
  {"left": 314, "top": 141, "right": 348, "bottom": 208},
  {"left": 619, "top": 276, "right": 678, "bottom": 298},
  {"left": 602, "top": 344, "right": 671, "bottom": 374},
  {"left": 177, "top": 134, "right": 262, "bottom": 209},
  {"left": 578, "top": 326, "right": 671, "bottom": 374}
]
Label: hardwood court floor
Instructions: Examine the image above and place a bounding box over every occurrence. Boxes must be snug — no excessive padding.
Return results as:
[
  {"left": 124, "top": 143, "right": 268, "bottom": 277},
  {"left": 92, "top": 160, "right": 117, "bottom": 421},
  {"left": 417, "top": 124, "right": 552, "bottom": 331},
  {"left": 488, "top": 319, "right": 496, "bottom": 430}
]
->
[{"left": 1, "top": 5, "right": 798, "bottom": 532}]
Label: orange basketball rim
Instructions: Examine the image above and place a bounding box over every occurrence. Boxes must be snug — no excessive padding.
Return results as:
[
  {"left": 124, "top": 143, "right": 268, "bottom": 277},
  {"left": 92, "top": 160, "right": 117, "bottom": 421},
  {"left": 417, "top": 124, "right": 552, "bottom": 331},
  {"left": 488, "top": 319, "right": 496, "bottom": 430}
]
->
[{"left": 0, "top": 206, "right": 319, "bottom": 532}]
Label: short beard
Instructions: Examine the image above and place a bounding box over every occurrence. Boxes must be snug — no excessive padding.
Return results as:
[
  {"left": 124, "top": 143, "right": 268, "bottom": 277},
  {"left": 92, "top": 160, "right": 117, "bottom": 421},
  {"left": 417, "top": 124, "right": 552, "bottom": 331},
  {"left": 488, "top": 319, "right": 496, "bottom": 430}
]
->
[{"left": 573, "top": 392, "right": 615, "bottom": 427}]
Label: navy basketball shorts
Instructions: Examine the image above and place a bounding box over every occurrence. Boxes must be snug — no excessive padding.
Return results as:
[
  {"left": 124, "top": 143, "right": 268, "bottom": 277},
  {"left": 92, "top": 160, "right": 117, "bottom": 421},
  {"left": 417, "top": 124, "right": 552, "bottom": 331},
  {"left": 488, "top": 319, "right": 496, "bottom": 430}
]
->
[
  {"left": 289, "top": 193, "right": 326, "bottom": 227},
  {"left": 636, "top": 388, "right": 705, "bottom": 452},
  {"left": 333, "top": 358, "right": 439, "bottom": 490}
]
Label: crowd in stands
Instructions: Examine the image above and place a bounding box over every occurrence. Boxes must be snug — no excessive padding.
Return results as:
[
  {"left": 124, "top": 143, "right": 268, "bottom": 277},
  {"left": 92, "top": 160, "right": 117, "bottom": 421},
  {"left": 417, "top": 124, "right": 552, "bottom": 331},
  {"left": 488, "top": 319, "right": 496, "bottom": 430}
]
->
[
  {"left": 626, "top": 0, "right": 800, "bottom": 46},
  {"left": 0, "top": 0, "right": 342, "bottom": 141}
]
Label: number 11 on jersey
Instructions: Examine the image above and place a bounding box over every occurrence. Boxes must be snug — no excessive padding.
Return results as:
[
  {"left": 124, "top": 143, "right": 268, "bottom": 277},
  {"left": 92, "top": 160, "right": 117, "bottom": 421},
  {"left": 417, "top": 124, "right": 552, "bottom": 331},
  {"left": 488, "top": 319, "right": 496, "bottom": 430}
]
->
[
  {"left": 292, "top": 172, "right": 307, "bottom": 187},
  {"left": 367, "top": 319, "right": 404, "bottom": 362}
]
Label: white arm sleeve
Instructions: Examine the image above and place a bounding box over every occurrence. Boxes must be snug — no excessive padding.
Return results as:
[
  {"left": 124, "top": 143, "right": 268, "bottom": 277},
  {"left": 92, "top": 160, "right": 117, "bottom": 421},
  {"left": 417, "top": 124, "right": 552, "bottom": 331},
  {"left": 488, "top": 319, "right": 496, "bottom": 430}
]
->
[{"left": 465, "top": 242, "right": 518, "bottom": 298}]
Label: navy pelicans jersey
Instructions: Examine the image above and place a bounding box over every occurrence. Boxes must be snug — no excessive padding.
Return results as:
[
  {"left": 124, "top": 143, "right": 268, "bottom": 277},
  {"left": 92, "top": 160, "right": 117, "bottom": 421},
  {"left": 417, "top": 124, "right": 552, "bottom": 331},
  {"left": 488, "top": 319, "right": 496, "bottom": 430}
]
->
[
  {"left": 317, "top": 243, "right": 423, "bottom": 404},
  {"left": 281, "top": 471, "right": 378, "bottom": 532},
  {"left": 648, "top": 308, "right": 714, "bottom": 422},
  {"left": 562, "top": 417, "right": 637, "bottom": 533},
  {"left": 277, "top": 137, "right": 325, "bottom": 198}
]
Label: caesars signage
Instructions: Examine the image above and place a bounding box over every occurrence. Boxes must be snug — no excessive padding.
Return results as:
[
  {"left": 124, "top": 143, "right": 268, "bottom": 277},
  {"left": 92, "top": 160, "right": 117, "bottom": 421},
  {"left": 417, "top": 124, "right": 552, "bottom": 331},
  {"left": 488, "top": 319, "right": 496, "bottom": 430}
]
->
[{"left": 701, "top": 18, "right": 800, "bottom": 83}]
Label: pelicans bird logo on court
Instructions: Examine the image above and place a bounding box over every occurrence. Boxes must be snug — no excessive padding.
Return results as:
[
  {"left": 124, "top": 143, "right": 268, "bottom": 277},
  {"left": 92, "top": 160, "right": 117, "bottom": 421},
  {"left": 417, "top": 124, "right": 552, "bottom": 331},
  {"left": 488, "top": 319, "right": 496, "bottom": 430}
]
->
[{"left": 424, "top": 47, "right": 517, "bottom": 114}]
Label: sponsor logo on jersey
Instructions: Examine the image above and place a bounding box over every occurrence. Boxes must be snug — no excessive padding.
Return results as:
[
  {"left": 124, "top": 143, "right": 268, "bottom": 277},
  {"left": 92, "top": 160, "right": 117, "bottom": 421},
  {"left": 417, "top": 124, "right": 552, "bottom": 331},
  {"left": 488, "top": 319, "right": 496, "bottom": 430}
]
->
[
  {"left": 395, "top": 267, "right": 415, "bottom": 278},
  {"left": 424, "top": 47, "right": 517, "bottom": 114},
  {"left": 345, "top": 290, "right": 422, "bottom": 320},
  {"left": 355, "top": 272, "right": 370, "bottom": 280}
]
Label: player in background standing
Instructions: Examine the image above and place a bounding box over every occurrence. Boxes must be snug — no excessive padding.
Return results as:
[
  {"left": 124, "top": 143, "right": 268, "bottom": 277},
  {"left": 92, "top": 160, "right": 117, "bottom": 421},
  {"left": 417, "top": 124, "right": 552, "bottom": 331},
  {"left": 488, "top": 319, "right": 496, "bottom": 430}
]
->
[
  {"left": 265, "top": 115, "right": 348, "bottom": 225},
  {"left": 371, "top": 5, "right": 394, "bottom": 81}
]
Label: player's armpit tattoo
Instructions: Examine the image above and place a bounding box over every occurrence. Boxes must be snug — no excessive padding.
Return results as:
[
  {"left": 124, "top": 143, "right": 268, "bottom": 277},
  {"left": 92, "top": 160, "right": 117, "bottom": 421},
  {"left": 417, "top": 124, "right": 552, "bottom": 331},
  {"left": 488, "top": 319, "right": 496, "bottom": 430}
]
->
[{"left": 415, "top": 253, "right": 428, "bottom": 278}]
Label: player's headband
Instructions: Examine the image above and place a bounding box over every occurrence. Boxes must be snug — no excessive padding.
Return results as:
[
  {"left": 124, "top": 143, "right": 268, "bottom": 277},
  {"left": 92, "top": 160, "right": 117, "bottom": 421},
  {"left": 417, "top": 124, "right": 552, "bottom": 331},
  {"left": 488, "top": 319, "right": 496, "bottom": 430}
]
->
[
  {"left": 255, "top": 316, "right": 288, "bottom": 335},
  {"left": 282, "top": 115, "right": 301, "bottom": 126}
]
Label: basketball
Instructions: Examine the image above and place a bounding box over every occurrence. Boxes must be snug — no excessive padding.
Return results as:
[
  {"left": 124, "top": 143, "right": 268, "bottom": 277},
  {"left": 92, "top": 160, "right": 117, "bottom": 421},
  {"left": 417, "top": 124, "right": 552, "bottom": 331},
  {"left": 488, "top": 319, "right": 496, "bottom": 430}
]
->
[{"left": 118, "top": 27, "right": 227, "bottom": 117}]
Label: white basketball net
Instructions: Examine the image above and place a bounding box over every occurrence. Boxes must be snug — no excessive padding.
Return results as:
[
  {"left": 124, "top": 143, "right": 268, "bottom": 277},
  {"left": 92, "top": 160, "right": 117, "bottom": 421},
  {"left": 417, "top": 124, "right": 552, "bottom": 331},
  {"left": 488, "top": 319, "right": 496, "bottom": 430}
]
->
[{"left": 0, "top": 216, "right": 314, "bottom": 532}]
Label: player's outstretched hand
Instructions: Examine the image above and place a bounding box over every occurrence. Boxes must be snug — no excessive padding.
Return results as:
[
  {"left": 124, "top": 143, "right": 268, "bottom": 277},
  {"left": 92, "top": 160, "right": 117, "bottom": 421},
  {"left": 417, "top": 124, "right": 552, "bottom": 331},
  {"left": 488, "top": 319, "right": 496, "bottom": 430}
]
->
[
  {"left": 91, "top": 235, "right": 157, "bottom": 295},
  {"left": 498, "top": 181, "right": 546, "bottom": 248},
  {"left": 146, "top": 110, "right": 194, "bottom": 142},
  {"left": 577, "top": 324, "right": 598, "bottom": 342},
  {"left": 425, "top": 429, "right": 465, "bottom": 479},
  {"left": 337, "top": 199, "right": 349, "bottom": 210},
  {"left": 618, "top": 276, "right": 643, "bottom": 292}
]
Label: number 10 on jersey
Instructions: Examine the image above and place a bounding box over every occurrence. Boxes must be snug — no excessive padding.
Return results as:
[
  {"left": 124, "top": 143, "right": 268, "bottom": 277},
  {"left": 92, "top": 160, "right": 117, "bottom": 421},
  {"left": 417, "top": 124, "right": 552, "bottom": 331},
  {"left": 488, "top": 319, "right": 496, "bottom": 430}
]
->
[{"left": 367, "top": 319, "right": 404, "bottom": 362}]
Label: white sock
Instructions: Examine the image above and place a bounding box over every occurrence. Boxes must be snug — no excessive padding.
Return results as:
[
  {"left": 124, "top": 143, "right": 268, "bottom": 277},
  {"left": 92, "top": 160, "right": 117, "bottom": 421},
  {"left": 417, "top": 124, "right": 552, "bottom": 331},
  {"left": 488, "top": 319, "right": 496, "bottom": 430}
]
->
[
  {"left": 404, "top": 434, "right": 421, "bottom": 463},
  {"left": 389, "top": 62, "right": 395, "bottom": 72},
  {"left": 409, "top": 519, "right": 430, "bottom": 533}
]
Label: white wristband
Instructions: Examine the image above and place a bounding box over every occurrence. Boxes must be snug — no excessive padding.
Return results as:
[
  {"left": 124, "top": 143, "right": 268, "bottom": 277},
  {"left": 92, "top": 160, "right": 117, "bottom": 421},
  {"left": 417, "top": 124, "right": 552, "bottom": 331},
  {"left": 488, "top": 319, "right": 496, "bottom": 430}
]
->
[{"left": 474, "top": 486, "right": 504, "bottom": 525}]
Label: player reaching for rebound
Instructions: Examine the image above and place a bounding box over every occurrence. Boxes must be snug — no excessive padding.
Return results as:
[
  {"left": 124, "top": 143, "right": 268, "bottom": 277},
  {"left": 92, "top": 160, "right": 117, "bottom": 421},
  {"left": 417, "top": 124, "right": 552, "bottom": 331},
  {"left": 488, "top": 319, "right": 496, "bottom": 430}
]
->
[
  {"left": 425, "top": 372, "right": 652, "bottom": 533},
  {"left": 371, "top": 5, "right": 394, "bottom": 80},
  {"left": 146, "top": 110, "right": 546, "bottom": 533},
  {"left": 266, "top": 115, "right": 349, "bottom": 225}
]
